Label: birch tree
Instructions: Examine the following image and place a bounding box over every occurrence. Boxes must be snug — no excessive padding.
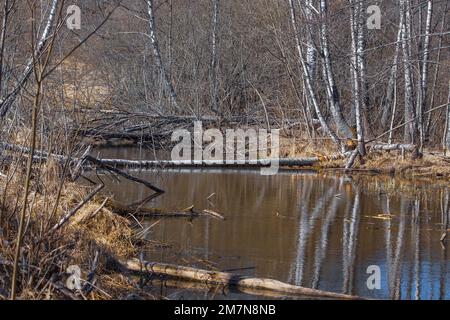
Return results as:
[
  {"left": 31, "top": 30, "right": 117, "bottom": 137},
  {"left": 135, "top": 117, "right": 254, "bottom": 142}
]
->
[
  {"left": 303, "top": 0, "right": 317, "bottom": 87},
  {"left": 288, "top": 0, "right": 342, "bottom": 150},
  {"left": 417, "top": 0, "right": 433, "bottom": 149},
  {"left": 380, "top": 12, "right": 404, "bottom": 129},
  {"left": 400, "top": 0, "right": 418, "bottom": 146},
  {"left": 0, "top": 0, "right": 59, "bottom": 118},
  {"left": 147, "top": 0, "right": 181, "bottom": 113},
  {"left": 356, "top": 0, "right": 369, "bottom": 119},
  {"left": 210, "top": 0, "right": 220, "bottom": 113},
  {"left": 349, "top": 0, "right": 365, "bottom": 155},
  {"left": 319, "top": 0, "right": 353, "bottom": 139}
]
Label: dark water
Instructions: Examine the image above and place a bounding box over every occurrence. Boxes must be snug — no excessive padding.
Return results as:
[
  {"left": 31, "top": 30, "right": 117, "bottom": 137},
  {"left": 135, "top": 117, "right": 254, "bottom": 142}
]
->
[{"left": 92, "top": 148, "right": 450, "bottom": 300}]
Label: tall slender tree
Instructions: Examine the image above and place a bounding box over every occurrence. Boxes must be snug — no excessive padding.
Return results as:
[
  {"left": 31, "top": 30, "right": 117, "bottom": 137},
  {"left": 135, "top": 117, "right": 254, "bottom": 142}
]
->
[
  {"left": 147, "top": 0, "right": 181, "bottom": 113},
  {"left": 400, "top": 0, "right": 418, "bottom": 146},
  {"left": 319, "top": 0, "right": 353, "bottom": 139},
  {"left": 210, "top": 0, "right": 220, "bottom": 113},
  {"left": 288, "top": 0, "right": 342, "bottom": 150},
  {"left": 418, "top": 0, "right": 433, "bottom": 150},
  {"left": 349, "top": 0, "right": 365, "bottom": 155},
  {"left": 0, "top": 0, "right": 59, "bottom": 117}
]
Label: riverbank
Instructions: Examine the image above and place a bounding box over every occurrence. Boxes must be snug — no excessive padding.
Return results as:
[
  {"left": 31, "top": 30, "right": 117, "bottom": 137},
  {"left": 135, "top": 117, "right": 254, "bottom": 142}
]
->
[
  {"left": 277, "top": 137, "right": 450, "bottom": 181},
  {"left": 1, "top": 139, "right": 448, "bottom": 300}
]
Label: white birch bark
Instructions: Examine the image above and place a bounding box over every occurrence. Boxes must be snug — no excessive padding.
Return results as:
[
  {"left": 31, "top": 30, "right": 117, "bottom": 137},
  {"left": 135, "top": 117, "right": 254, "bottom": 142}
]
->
[
  {"left": 299, "top": 0, "right": 317, "bottom": 125},
  {"left": 381, "top": 14, "right": 404, "bottom": 128},
  {"left": 319, "top": 0, "right": 352, "bottom": 139},
  {"left": 147, "top": 0, "right": 180, "bottom": 113},
  {"left": 0, "top": 0, "right": 59, "bottom": 117},
  {"left": 418, "top": 0, "right": 433, "bottom": 149},
  {"left": 356, "top": 1, "right": 369, "bottom": 112},
  {"left": 303, "top": 0, "right": 317, "bottom": 86},
  {"left": 288, "top": 0, "right": 342, "bottom": 150},
  {"left": 349, "top": 0, "right": 365, "bottom": 155},
  {"left": 400, "top": 0, "right": 417, "bottom": 145}
]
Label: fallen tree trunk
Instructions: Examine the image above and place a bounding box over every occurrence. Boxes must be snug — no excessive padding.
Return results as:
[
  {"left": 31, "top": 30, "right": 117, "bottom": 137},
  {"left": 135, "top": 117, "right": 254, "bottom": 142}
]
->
[
  {"left": 86, "top": 155, "right": 348, "bottom": 170},
  {"left": 370, "top": 143, "right": 417, "bottom": 152},
  {"left": 120, "top": 258, "right": 363, "bottom": 300},
  {"left": 1, "top": 142, "right": 352, "bottom": 170},
  {"left": 108, "top": 200, "right": 225, "bottom": 220}
]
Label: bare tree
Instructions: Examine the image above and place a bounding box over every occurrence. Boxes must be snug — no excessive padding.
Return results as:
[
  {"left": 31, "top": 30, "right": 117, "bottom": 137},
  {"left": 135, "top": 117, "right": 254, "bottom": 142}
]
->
[
  {"left": 0, "top": 0, "right": 59, "bottom": 118},
  {"left": 381, "top": 11, "right": 404, "bottom": 130},
  {"left": 417, "top": 0, "right": 433, "bottom": 150},
  {"left": 349, "top": 0, "right": 365, "bottom": 155},
  {"left": 0, "top": 0, "right": 12, "bottom": 96},
  {"left": 210, "top": 0, "right": 220, "bottom": 113},
  {"left": 400, "top": 0, "right": 417, "bottom": 147},
  {"left": 319, "top": 0, "right": 352, "bottom": 139},
  {"left": 147, "top": 0, "right": 180, "bottom": 113},
  {"left": 288, "top": 0, "right": 342, "bottom": 150}
]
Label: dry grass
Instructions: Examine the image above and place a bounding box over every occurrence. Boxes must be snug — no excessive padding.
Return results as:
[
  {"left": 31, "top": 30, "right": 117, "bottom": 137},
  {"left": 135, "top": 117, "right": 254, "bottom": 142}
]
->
[
  {"left": 0, "top": 158, "right": 149, "bottom": 300},
  {"left": 278, "top": 132, "right": 450, "bottom": 181}
]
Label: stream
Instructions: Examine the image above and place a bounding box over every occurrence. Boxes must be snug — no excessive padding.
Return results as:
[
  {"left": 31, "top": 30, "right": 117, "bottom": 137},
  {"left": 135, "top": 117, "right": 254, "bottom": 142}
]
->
[{"left": 91, "top": 147, "right": 449, "bottom": 300}]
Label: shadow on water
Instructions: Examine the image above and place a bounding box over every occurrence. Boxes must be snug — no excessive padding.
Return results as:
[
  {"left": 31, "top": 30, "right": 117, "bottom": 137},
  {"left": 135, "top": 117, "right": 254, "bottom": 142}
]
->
[{"left": 91, "top": 148, "right": 450, "bottom": 300}]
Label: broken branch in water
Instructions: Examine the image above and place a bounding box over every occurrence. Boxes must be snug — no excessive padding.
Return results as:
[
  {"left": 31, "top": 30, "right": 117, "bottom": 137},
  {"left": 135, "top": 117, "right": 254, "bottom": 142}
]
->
[
  {"left": 84, "top": 155, "right": 164, "bottom": 194},
  {"left": 120, "top": 258, "right": 363, "bottom": 300},
  {"left": 107, "top": 200, "right": 224, "bottom": 220}
]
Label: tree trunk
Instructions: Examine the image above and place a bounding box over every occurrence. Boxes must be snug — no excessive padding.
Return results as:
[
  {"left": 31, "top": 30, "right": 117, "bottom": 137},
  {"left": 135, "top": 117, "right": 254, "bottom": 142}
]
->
[
  {"left": 288, "top": 0, "right": 342, "bottom": 150},
  {"left": 319, "top": 0, "right": 352, "bottom": 139},
  {"left": 381, "top": 7, "right": 404, "bottom": 129},
  {"left": 0, "top": 0, "right": 10, "bottom": 96},
  {"left": 418, "top": 0, "right": 433, "bottom": 150},
  {"left": 210, "top": 0, "right": 220, "bottom": 113},
  {"left": 0, "top": 0, "right": 59, "bottom": 118},
  {"left": 349, "top": 0, "right": 365, "bottom": 155},
  {"left": 400, "top": 0, "right": 417, "bottom": 146},
  {"left": 121, "top": 258, "right": 362, "bottom": 299},
  {"left": 425, "top": 0, "right": 447, "bottom": 139},
  {"left": 304, "top": 0, "right": 317, "bottom": 87},
  {"left": 147, "top": 0, "right": 181, "bottom": 113},
  {"left": 444, "top": 82, "right": 450, "bottom": 156}
]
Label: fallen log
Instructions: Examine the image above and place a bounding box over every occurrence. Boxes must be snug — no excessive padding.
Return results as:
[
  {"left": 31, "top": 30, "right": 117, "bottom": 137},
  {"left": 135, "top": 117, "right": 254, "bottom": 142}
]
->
[
  {"left": 84, "top": 156, "right": 346, "bottom": 170},
  {"left": 108, "top": 200, "right": 224, "bottom": 220},
  {"left": 120, "top": 258, "right": 363, "bottom": 300},
  {"left": 370, "top": 143, "right": 417, "bottom": 152}
]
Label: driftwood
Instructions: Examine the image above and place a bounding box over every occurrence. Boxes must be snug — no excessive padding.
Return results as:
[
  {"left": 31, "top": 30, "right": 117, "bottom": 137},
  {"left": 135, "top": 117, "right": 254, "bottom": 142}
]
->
[{"left": 121, "top": 258, "right": 362, "bottom": 300}]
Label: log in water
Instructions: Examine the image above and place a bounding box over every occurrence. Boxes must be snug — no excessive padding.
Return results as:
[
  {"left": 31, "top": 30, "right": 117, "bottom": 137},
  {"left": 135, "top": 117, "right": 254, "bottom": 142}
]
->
[{"left": 121, "top": 258, "right": 363, "bottom": 300}]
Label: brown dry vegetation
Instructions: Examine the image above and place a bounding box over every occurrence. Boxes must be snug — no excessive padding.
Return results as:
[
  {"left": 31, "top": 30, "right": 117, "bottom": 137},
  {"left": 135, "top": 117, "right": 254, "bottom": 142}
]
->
[
  {"left": 0, "top": 0, "right": 448, "bottom": 300},
  {"left": 0, "top": 160, "right": 154, "bottom": 300}
]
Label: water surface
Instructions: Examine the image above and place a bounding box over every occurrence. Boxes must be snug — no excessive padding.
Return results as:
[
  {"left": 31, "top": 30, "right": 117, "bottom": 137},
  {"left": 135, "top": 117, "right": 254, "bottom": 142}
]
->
[{"left": 92, "top": 148, "right": 450, "bottom": 300}]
